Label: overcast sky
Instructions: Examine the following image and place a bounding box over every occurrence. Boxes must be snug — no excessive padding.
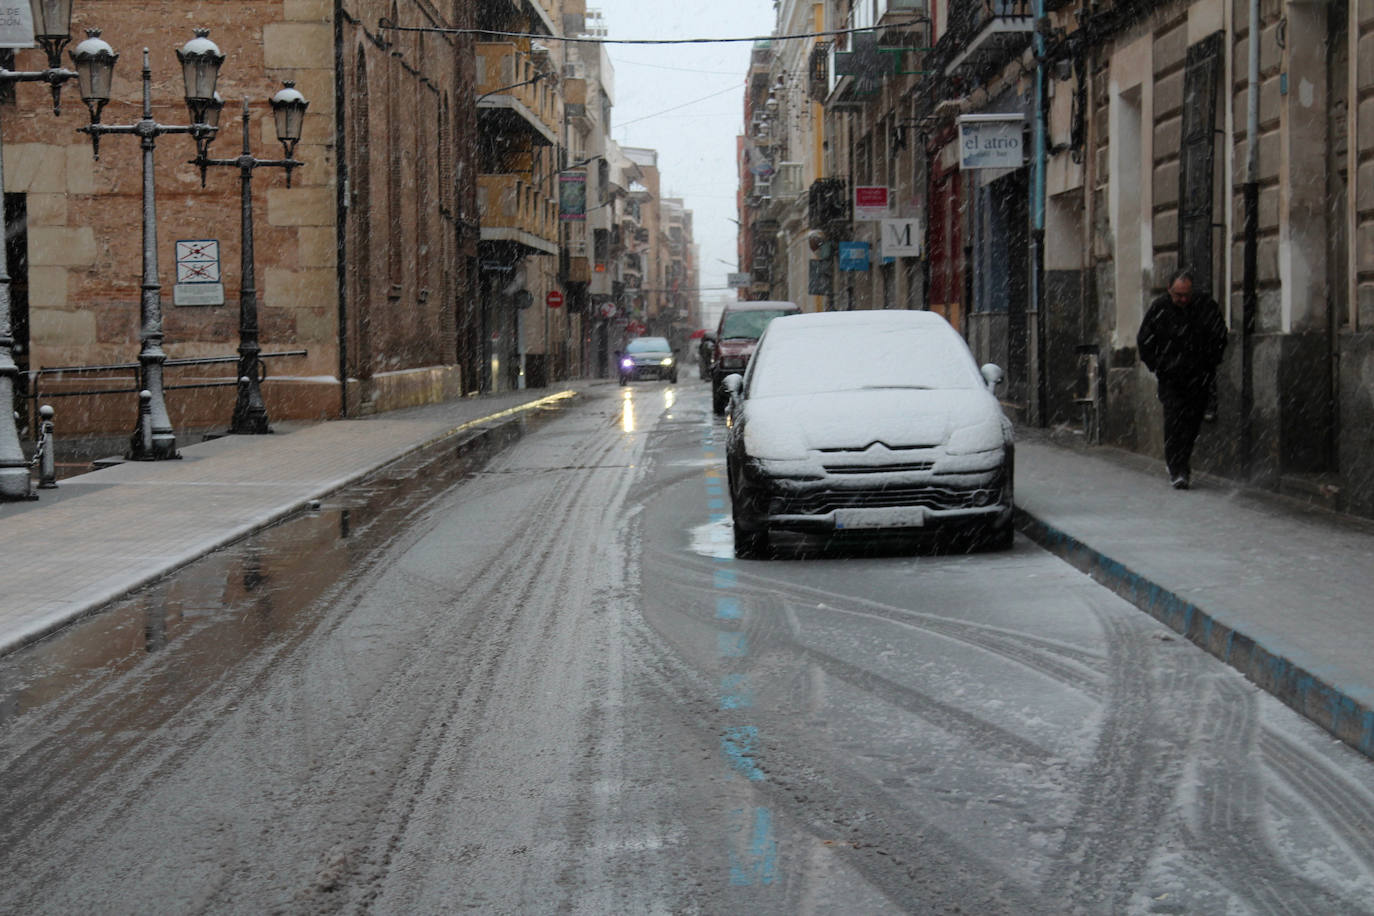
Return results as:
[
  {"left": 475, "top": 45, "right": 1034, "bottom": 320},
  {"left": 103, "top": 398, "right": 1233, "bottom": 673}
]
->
[{"left": 590, "top": 2, "right": 778, "bottom": 314}]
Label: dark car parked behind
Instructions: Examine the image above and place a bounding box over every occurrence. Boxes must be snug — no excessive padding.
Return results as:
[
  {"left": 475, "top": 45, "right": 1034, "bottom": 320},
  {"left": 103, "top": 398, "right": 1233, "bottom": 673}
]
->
[{"left": 708, "top": 300, "right": 800, "bottom": 414}]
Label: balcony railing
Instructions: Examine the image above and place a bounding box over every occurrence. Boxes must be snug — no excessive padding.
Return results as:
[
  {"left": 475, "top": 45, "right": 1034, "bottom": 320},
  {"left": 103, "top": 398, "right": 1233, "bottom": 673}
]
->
[
  {"left": 478, "top": 174, "right": 559, "bottom": 252},
  {"left": 942, "top": 0, "right": 1034, "bottom": 78},
  {"left": 476, "top": 43, "right": 561, "bottom": 144}
]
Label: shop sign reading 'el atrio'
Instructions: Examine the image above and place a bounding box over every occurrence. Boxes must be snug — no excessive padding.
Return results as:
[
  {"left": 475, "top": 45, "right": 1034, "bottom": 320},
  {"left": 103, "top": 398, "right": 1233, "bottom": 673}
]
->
[{"left": 956, "top": 114, "right": 1026, "bottom": 170}]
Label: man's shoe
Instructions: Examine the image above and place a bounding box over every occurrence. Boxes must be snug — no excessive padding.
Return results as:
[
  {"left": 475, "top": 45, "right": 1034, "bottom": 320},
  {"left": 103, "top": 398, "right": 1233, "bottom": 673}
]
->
[{"left": 1171, "top": 475, "right": 1190, "bottom": 490}]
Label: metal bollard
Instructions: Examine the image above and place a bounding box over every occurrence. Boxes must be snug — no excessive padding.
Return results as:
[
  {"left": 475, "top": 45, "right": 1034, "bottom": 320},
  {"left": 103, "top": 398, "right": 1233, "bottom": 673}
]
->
[
  {"left": 137, "top": 389, "right": 153, "bottom": 458},
  {"left": 36, "top": 405, "right": 56, "bottom": 489}
]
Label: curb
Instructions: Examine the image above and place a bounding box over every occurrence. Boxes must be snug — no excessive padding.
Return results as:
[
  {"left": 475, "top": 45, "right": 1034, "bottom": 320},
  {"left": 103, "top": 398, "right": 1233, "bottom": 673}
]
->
[{"left": 1014, "top": 508, "right": 1374, "bottom": 761}]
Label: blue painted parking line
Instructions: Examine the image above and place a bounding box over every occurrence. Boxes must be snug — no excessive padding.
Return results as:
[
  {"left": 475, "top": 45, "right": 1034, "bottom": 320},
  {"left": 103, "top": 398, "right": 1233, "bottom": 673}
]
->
[
  {"left": 717, "top": 632, "right": 749, "bottom": 657},
  {"left": 705, "top": 413, "right": 778, "bottom": 889},
  {"left": 720, "top": 674, "right": 753, "bottom": 709},
  {"left": 730, "top": 807, "right": 778, "bottom": 886},
  {"left": 721, "top": 726, "right": 765, "bottom": 781}
]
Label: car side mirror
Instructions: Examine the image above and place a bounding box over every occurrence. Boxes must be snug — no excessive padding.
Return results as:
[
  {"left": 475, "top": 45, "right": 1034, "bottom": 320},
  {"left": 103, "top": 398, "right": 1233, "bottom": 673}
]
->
[{"left": 980, "top": 363, "right": 1005, "bottom": 392}]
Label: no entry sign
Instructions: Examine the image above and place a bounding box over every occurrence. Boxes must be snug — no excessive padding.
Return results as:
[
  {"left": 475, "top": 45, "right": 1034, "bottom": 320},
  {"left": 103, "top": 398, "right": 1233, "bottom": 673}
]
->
[{"left": 546, "top": 290, "right": 564, "bottom": 309}]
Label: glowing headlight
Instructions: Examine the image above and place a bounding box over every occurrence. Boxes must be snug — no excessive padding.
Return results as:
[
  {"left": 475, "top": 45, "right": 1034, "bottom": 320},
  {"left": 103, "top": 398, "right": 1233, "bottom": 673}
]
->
[
  {"left": 621, "top": 358, "right": 634, "bottom": 369},
  {"left": 660, "top": 357, "right": 674, "bottom": 366}
]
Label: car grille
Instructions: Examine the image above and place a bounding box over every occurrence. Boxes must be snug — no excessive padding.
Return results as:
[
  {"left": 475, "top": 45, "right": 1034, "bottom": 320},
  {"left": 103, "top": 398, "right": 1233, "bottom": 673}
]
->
[
  {"left": 821, "top": 461, "right": 935, "bottom": 475},
  {"left": 778, "top": 484, "right": 1000, "bottom": 515}
]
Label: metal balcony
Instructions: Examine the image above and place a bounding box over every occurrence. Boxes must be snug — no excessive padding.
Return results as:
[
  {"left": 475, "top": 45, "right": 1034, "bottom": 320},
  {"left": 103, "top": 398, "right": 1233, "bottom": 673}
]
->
[
  {"left": 476, "top": 43, "right": 561, "bottom": 145},
  {"left": 477, "top": 175, "right": 559, "bottom": 255},
  {"left": 942, "top": 0, "right": 1035, "bottom": 78}
]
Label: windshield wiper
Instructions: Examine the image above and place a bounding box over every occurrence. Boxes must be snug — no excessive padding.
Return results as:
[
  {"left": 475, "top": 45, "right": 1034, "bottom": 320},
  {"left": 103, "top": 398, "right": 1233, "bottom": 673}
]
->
[{"left": 859, "top": 384, "right": 935, "bottom": 390}]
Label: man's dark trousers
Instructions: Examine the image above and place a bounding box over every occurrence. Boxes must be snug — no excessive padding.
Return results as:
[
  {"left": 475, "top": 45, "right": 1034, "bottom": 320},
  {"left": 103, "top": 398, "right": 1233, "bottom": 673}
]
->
[{"left": 1159, "top": 381, "right": 1208, "bottom": 480}]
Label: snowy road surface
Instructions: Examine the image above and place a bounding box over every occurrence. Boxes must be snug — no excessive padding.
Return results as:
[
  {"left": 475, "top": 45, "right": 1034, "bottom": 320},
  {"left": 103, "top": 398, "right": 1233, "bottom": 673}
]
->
[{"left": 2, "top": 380, "right": 1373, "bottom": 914}]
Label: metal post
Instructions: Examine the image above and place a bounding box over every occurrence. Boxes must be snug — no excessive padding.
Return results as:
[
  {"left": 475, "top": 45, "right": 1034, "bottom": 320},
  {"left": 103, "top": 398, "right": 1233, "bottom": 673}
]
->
[
  {"left": 0, "top": 47, "right": 77, "bottom": 499},
  {"left": 36, "top": 404, "right": 56, "bottom": 489},
  {"left": 194, "top": 97, "right": 304, "bottom": 434},
  {"left": 1031, "top": 0, "right": 1049, "bottom": 428},
  {"left": 0, "top": 107, "right": 31, "bottom": 500},
  {"left": 232, "top": 101, "right": 269, "bottom": 433},
  {"left": 1241, "top": 0, "right": 1260, "bottom": 478},
  {"left": 131, "top": 52, "right": 177, "bottom": 460}
]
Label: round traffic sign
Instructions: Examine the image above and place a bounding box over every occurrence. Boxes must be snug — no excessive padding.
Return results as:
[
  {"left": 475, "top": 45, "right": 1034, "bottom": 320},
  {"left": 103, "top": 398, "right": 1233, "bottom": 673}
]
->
[{"left": 546, "top": 290, "right": 564, "bottom": 309}]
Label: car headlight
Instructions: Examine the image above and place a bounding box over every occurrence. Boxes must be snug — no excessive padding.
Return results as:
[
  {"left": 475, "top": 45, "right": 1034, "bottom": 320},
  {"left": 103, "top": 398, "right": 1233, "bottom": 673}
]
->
[
  {"left": 945, "top": 419, "right": 1005, "bottom": 455},
  {"left": 661, "top": 357, "right": 674, "bottom": 366},
  {"left": 621, "top": 358, "right": 634, "bottom": 369}
]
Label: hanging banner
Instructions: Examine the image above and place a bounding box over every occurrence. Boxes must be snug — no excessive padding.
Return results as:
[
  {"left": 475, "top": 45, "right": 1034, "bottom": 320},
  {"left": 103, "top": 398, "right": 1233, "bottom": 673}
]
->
[
  {"left": 0, "top": 2, "right": 35, "bottom": 48},
  {"left": 838, "top": 241, "right": 870, "bottom": 271},
  {"left": 956, "top": 114, "right": 1026, "bottom": 170},
  {"left": 559, "top": 171, "right": 586, "bottom": 221}
]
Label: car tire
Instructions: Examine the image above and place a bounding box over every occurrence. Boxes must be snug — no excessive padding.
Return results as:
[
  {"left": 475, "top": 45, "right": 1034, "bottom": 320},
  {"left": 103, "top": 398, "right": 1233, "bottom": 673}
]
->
[
  {"left": 984, "top": 522, "right": 1015, "bottom": 551},
  {"left": 733, "top": 517, "right": 769, "bottom": 558}
]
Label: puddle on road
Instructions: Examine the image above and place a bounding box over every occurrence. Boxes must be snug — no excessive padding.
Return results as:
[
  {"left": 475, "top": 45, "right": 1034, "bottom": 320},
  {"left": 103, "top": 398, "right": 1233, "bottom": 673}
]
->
[{"left": 0, "top": 401, "right": 576, "bottom": 728}]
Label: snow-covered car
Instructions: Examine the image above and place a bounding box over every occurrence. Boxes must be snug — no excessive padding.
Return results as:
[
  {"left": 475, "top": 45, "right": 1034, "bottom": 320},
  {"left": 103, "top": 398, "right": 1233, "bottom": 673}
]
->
[
  {"left": 618, "top": 336, "right": 678, "bottom": 384},
  {"left": 723, "top": 310, "right": 1014, "bottom": 558},
  {"left": 709, "top": 300, "right": 800, "bottom": 414}
]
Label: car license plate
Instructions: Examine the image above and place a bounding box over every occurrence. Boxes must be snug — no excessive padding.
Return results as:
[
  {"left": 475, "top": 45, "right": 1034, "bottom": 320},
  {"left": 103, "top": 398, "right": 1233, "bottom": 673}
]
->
[{"left": 833, "top": 507, "right": 926, "bottom": 529}]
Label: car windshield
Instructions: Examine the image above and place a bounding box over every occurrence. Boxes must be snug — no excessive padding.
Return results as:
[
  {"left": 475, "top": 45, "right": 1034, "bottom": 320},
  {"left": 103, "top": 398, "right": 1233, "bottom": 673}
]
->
[
  {"left": 748, "top": 325, "right": 983, "bottom": 397},
  {"left": 719, "top": 309, "right": 794, "bottom": 339},
  {"left": 625, "top": 337, "right": 670, "bottom": 353}
]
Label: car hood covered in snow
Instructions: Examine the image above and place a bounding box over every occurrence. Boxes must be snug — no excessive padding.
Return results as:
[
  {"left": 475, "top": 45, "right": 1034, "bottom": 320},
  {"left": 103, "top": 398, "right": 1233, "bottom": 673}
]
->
[{"left": 741, "top": 388, "right": 1006, "bottom": 459}]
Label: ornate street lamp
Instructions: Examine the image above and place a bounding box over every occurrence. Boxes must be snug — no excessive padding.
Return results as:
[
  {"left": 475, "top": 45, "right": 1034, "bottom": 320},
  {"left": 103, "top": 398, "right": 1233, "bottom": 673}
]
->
[
  {"left": 72, "top": 28, "right": 224, "bottom": 460},
  {"left": 194, "top": 85, "right": 308, "bottom": 435},
  {"left": 0, "top": 0, "right": 77, "bottom": 502}
]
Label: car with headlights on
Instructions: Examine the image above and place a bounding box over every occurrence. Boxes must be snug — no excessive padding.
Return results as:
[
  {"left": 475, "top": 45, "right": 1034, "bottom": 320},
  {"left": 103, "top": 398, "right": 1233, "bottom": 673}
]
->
[
  {"left": 723, "top": 310, "right": 1014, "bottom": 557},
  {"left": 618, "top": 336, "right": 678, "bottom": 384},
  {"left": 708, "top": 300, "right": 800, "bottom": 414}
]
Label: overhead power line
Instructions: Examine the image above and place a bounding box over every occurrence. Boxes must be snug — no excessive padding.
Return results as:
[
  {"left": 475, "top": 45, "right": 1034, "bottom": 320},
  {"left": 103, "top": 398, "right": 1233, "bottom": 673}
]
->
[
  {"left": 617, "top": 83, "right": 744, "bottom": 128},
  {"left": 377, "top": 19, "right": 928, "bottom": 45}
]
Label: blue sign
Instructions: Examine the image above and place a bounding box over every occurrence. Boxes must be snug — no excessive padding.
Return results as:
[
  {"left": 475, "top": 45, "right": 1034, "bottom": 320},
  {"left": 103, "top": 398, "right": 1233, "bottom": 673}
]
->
[{"left": 838, "top": 241, "right": 870, "bottom": 271}]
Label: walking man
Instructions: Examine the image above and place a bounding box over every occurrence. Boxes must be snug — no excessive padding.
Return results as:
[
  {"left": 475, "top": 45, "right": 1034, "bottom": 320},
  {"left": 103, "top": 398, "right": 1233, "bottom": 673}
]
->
[{"left": 1137, "top": 269, "right": 1228, "bottom": 489}]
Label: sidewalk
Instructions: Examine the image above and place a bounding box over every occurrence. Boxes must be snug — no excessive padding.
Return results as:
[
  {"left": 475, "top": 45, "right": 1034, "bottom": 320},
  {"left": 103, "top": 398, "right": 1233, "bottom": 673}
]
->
[
  {"left": 2, "top": 391, "right": 1372, "bottom": 760},
  {"left": 0, "top": 386, "right": 581, "bottom": 656},
  {"left": 1014, "top": 427, "right": 1374, "bottom": 759}
]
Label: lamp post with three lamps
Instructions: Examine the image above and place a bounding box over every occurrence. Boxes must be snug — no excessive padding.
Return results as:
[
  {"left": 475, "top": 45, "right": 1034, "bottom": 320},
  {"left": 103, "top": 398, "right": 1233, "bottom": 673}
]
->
[
  {"left": 69, "top": 26, "right": 226, "bottom": 460},
  {"left": 0, "top": 0, "right": 77, "bottom": 501},
  {"left": 192, "top": 85, "right": 308, "bottom": 435}
]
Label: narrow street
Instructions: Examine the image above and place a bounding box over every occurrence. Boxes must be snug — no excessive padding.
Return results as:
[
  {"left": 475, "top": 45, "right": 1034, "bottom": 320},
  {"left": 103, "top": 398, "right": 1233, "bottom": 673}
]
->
[{"left": 2, "top": 381, "right": 1373, "bottom": 914}]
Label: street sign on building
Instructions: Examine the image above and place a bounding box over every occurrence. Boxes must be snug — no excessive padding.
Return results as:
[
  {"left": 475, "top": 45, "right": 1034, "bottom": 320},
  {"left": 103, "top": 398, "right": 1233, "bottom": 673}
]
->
[
  {"left": 853, "top": 186, "right": 890, "bottom": 221},
  {"left": 727, "top": 272, "right": 751, "bottom": 288},
  {"left": 881, "top": 219, "right": 922, "bottom": 258},
  {"left": 838, "top": 241, "right": 870, "bottom": 271},
  {"left": 0, "top": 3, "right": 34, "bottom": 47},
  {"left": 808, "top": 259, "right": 832, "bottom": 295},
  {"left": 546, "top": 290, "right": 564, "bottom": 309},
  {"left": 173, "top": 239, "right": 225, "bottom": 306},
  {"left": 956, "top": 114, "right": 1026, "bottom": 170}
]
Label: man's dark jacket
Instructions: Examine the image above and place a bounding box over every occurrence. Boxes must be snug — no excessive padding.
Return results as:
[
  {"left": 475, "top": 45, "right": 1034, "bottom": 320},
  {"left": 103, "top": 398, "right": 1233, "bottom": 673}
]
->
[{"left": 1137, "top": 292, "right": 1228, "bottom": 391}]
